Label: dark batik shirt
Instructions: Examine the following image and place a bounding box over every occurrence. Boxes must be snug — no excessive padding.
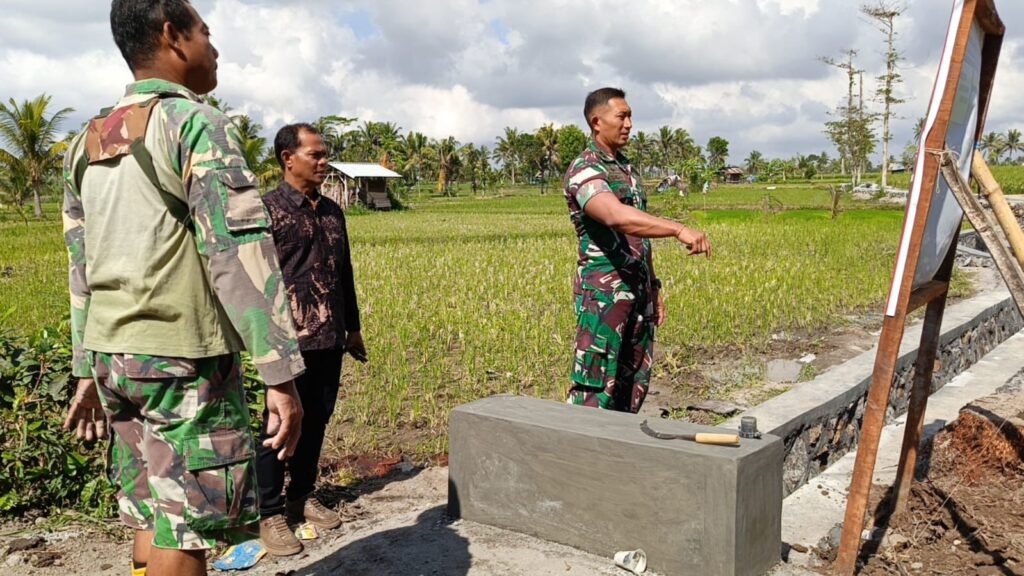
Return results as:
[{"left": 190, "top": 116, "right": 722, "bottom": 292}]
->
[{"left": 264, "top": 181, "right": 360, "bottom": 351}]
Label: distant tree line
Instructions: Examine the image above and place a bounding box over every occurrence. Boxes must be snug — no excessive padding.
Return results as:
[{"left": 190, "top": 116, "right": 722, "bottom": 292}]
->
[{"left": 3, "top": 88, "right": 1021, "bottom": 219}]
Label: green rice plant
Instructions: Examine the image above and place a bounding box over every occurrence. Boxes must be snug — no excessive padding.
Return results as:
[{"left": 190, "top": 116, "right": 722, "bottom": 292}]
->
[
  {"left": 0, "top": 220, "right": 68, "bottom": 333},
  {"left": 875, "top": 164, "right": 1023, "bottom": 194},
  {"left": 0, "top": 192, "right": 969, "bottom": 459}
]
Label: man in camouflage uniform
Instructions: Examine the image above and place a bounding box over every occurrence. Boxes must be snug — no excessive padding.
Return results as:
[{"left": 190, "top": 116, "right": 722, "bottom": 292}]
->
[
  {"left": 62, "top": 2, "right": 305, "bottom": 575},
  {"left": 564, "top": 87, "right": 711, "bottom": 413}
]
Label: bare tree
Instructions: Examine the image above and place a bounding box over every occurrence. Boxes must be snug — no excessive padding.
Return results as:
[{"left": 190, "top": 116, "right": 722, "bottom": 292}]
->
[
  {"left": 862, "top": 1, "right": 906, "bottom": 191},
  {"left": 822, "top": 49, "right": 876, "bottom": 185}
]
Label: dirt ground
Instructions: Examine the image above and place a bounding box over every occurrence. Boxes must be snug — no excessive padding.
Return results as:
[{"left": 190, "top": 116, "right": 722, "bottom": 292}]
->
[
  {"left": 1, "top": 465, "right": 642, "bottom": 576},
  {"left": 812, "top": 383, "right": 1024, "bottom": 576},
  {"left": 858, "top": 390, "right": 1024, "bottom": 575}
]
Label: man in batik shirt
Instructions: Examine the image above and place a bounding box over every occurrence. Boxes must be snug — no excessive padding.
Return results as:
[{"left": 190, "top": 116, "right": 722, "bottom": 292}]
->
[{"left": 256, "top": 123, "right": 367, "bottom": 556}]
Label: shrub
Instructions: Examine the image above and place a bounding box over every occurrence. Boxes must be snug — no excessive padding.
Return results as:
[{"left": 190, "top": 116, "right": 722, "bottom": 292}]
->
[{"left": 0, "top": 326, "right": 116, "bottom": 516}]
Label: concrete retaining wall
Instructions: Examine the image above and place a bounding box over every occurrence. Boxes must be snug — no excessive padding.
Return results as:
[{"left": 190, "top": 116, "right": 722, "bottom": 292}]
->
[{"left": 725, "top": 290, "right": 1022, "bottom": 495}]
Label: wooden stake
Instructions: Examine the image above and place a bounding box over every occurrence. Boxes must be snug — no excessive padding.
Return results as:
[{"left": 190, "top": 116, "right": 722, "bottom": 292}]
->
[
  {"left": 834, "top": 314, "right": 907, "bottom": 574},
  {"left": 891, "top": 235, "right": 957, "bottom": 515}
]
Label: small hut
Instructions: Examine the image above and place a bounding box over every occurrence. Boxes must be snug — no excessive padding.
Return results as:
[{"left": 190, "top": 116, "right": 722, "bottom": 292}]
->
[
  {"left": 719, "top": 166, "right": 745, "bottom": 184},
  {"left": 323, "top": 162, "right": 403, "bottom": 210}
]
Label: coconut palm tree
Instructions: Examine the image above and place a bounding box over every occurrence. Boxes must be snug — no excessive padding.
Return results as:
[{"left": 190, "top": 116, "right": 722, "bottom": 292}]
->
[
  {"left": 493, "top": 127, "right": 521, "bottom": 185},
  {"left": 536, "top": 123, "right": 559, "bottom": 194},
  {"left": 705, "top": 136, "right": 729, "bottom": 170},
  {"left": 1004, "top": 128, "right": 1022, "bottom": 164},
  {"left": 0, "top": 95, "right": 73, "bottom": 218},
  {"left": 313, "top": 115, "right": 356, "bottom": 160},
  {"left": 673, "top": 128, "right": 697, "bottom": 162},
  {"left": 744, "top": 150, "right": 764, "bottom": 176},
  {"left": 230, "top": 114, "right": 266, "bottom": 170},
  {"left": 400, "top": 131, "right": 429, "bottom": 185},
  {"left": 655, "top": 126, "right": 676, "bottom": 174},
  {"left": 912, "top": 116, "right": 926, "bottom": 142},
  {"left": 978, "top": 131, "right": 1007, "bottom": 164},
  {"left": 459, "top": 143, "right": 489, "bottom": 195},
  {"left": 628, "top": 131, "right": 653, "bottom": 178},
  {"left": 436, "top": 136, "right": 460, "bottom": 196}
]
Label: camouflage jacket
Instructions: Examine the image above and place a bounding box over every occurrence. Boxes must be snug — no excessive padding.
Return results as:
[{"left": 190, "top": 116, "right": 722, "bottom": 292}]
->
[
  {"left": 62, "top": 79, "right": 304, "bottom": 386},
  {"left": 563, "top": 138, "right": 651, "bottom": 294}
]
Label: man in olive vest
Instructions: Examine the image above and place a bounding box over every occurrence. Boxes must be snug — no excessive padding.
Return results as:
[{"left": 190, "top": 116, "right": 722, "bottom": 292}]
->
[{"left": 62, "top": 2, "right": 305, "bottom": 575}]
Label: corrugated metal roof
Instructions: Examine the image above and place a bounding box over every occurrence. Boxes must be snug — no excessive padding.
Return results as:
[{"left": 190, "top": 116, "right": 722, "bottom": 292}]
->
[{"left": 328, "top": 162, "right": 403, "bottom": 178}]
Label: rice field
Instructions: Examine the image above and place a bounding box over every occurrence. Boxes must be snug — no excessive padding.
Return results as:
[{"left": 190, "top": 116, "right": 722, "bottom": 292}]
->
[
  {"left": 0, "top": 187, "right": 949, "bottom": 456},
  {"left": 878, "top": 164, "right": 1024, "bottom": 194}
]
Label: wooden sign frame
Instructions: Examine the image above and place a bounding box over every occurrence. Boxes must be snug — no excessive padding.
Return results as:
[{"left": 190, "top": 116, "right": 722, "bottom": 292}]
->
[{"left": 834, "top": 1, "right": 1005, "bottom": 573}]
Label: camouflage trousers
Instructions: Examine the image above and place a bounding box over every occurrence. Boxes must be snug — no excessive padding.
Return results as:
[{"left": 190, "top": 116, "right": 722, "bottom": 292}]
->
[
  {"left": 567, "top": 288, "right": 655, "bottom": 413},
  {"left": 91, "top": 352, "right": 258, "bottom": 550}
]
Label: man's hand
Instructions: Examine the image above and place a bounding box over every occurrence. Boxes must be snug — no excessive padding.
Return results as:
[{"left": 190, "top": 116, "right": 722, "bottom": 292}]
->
[
  {"left": 346, "top": 331, "right": 367, "bottom": 363},
  {"left": 676, "top": 227, "right": 711, "bottom": 258},
  {"left": 63, "top": 378, "right": 107, "bottom": 441},
  {"left": 264, "top": 381, "right": 303, "bottom": 461},
  {"left": 654, "top": 289, "right": 666, "bottom": 327}
]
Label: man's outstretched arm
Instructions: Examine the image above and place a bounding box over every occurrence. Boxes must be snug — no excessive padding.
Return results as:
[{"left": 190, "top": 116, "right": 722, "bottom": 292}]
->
[{"left": 583, "top": 191, "right": 711, "bottom": 257}]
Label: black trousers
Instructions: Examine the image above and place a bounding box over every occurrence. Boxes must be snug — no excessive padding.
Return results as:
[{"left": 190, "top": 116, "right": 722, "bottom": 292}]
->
[{"left": 256, "top": 348, "right": 343, "bottom": 517}]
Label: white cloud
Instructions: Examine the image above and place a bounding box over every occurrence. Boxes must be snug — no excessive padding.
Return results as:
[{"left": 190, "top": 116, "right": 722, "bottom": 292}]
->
[
  {"left": 0, "top": 0, "right": 1021, "bottom": 163},
  {"left": 0, "top": 49, "right": 129, "bottom": 129}
]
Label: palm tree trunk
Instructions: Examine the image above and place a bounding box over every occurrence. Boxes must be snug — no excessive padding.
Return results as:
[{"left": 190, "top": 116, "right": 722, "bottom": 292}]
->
[{"left": 32, "top": 185, "right": 43, "bottom": 218}]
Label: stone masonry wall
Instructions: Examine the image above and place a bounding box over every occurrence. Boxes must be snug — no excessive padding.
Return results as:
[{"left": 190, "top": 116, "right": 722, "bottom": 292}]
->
[{"left": 775, "top": 298, "right": 1022, "bottom": 495}]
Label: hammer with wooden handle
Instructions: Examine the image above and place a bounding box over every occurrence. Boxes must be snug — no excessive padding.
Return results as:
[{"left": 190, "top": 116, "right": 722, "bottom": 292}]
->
[{"left": 640, "top": 420, "right": 741, "bottom": 446}]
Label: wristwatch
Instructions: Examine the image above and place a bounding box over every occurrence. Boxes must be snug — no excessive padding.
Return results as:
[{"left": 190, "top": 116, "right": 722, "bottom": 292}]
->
[{"left": 651, "top": 278, "right": 662, "bottom": 290}]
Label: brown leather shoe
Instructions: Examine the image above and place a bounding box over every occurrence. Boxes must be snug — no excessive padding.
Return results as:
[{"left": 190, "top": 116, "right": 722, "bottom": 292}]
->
[
  {"left": 287, "top": 497, "right": 342, "bottom": 530},
  {"left": 259, "top": 514, "right": 302, "bottom": 556}
]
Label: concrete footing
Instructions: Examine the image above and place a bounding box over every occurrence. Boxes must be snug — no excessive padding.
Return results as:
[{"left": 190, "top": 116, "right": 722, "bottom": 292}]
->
[{"left": 448, "top": 395, "right": 783, "bottom": 576}]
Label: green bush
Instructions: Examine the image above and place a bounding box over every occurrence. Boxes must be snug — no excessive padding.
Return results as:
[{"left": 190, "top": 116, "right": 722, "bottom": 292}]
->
[
  {"left": 0, "top": 324, "right": 271, "bottom": 518},
  {"left": 0, "top": 326, "right": 116, "bottom": 517}
]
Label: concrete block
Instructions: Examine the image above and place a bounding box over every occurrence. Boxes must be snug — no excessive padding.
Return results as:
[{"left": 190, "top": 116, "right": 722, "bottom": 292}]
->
[{"left": 448, "top": 395, "right": 783, "bottom": 576}]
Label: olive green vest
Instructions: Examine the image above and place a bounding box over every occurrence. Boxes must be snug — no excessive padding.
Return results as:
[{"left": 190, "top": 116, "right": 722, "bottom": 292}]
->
[{"left": 72, "top": 92, "right": 243, "bottom": 358}]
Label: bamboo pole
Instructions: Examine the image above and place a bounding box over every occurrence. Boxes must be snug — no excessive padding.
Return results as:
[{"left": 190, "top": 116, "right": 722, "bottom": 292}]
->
[
  {"left": 972, "top": 150, "right": 1024, "bottom": 270},
  {"left": 943, "top": 153, "right": 1024, "bottom": 315}
]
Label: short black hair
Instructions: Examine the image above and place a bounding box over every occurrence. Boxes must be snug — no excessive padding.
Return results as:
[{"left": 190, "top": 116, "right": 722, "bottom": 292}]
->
[
  {"left": 583, "top": 87, "right": 626, "bottom": 129},
  {"left": 110, "top": 0, "right": 198, "bottom": 72},
  {"left": 274, "top": 123, "right": 320, "bottom": 168}
]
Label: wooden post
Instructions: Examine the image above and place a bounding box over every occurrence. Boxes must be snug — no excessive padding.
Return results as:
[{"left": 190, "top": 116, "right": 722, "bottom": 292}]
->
[
  {"left": 973, "top": 150, "right": 1024, "bottom": 268},
  {"left": 834, "top": 314, "right": 908, "bottom": 574},
  {"left": 890, "top": 233, "right": 957, "bottom": 515}
]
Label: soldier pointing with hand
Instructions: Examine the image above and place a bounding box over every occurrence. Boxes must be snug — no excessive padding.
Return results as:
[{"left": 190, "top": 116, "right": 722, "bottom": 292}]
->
[{"left": 563, "top": 87, "right": 710, "bottom": 413}]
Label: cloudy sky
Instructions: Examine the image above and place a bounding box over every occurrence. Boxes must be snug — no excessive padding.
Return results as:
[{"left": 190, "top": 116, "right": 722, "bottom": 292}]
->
[{"left": 1, "top": 0, "right": 1022, "bottom": 164}]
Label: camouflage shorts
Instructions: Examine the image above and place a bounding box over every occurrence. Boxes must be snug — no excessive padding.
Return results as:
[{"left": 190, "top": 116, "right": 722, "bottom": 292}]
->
[
  {"left": 568, "top": 289, "right": 655, "bottom": 413},
  {"left": 91, "top": 352, "right": 258, "bottom": 550}
]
